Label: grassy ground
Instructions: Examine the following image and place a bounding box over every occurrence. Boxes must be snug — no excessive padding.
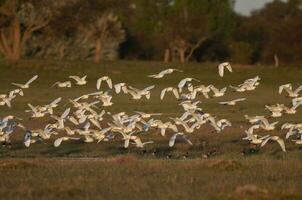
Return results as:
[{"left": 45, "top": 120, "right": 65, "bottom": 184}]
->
[
  {"left": 0, "top": 60, "right": 302, "bottom": 199},
  {"left": 0, "top": 157, "right": 301, "bottom": 200}
]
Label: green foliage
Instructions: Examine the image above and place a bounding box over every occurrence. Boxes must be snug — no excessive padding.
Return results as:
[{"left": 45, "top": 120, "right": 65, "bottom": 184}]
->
[
  {"left": 124, "top": 0, "right": 235, "bottom": 61},
  {"left": 234, "top": 0, "right": 302, "bottom": 64},
  {"left": 229, "top": 41, "right": 253, "bottom": 64},
  {"left": 0, "top": 0, "right": 301, "bottom": 64},
  {"left": 25, "top": 0, "right": 126, "bottom": 61}
]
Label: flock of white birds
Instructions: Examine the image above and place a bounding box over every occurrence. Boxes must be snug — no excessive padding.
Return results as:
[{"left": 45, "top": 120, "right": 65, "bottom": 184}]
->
[{"left": 1, "top": 62, "right": 302, "bottom": 154}]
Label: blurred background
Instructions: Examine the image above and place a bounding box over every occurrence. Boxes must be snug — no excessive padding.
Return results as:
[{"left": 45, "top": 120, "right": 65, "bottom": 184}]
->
[{"left": 0, "top": 0, "right": 301, "bottom": 65}]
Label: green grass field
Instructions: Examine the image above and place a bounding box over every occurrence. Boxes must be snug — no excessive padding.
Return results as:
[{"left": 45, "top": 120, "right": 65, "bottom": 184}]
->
[{"left": 0, "top": 60, "right": 302, "bottom": 200}]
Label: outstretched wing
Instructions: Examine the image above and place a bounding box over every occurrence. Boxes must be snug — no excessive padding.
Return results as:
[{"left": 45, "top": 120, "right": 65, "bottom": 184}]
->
[
  {"left": 28, "top": 104, "right": 37, "bottom": 112},
  {"left": 294, "top": 85, "right": 302, "bottom": 94},
  {"left": 172, "top": 88, "right": 179, "bottom": 99},
  {"left": 276, "top": 138, "right": 286, "bottom": 152},
  {"left": 210, "top": 85, "right": 219, "bottom": 93},
  {"left": 169, "top": 133, "right": 178, "bottom": 147},
  {"left": 226, "top": 63, "right": 232, "bottom": 72},
  {"left": 69, "top": 76, "right": 82, "bottom": 82},
  {"left": 182, "top": 135, "right": 193, "bottom": 145},
  {"left": 54, "top": 137, "right": 64, "bottom": 147},
  {"left": 218, "top": 63, "right": 224, "bottom": 77},
  {"left": 178, "top": 79, "right": 187, "bottom": 89},
  {"left": 61, "top": 108, "right": 71, "bottom": 119},
  {"left": 160, "top": 88, "right": 166, "bottom": 100},
  {"left": 234, "top": 98, "right": 246, "bottom": 102},
  {"left": 260, "top": 137, "right": 271, "bottom": 147},
  {"left": 96, "top": 78, "right": 102, "bottom": 90},
  {"left": 106, "top": 78, "right": 113, "bottom": 89},
  {"left": 26, "top": 75, "right": 38, "bottom": 86},
  {"left": 143, "top": 85, "right": 155, "bottom": 92},
  {"left": 11, "top": 83, "right": 24, "bottom": 88},
  {"left": 51, "top": 82, "right": 60, "bottom": 88},
  {"left": 50, "top": 97, "right": 62, "bottom": 106}
]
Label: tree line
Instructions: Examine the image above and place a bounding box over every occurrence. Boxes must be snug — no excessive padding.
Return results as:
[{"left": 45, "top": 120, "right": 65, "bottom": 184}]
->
[{"left": 0, "top": 0, "right": 301, "bottom": 65}]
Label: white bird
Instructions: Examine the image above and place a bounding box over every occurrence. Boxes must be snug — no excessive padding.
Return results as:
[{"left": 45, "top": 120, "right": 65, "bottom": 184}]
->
[
  {"left": 242, "top": 128, "right": 270, "bottom": 145},
  {"left": 9, "top": 89, "right": 24, "bottom": 97},
  {"left": 292, "top": 135, "right": 302, "bottom": 145},
  {"left": 178, "top": 78, "right": 200, "bottom": 92},
  {"left": 169, "top": 132, "right": 193, "bottom": 147},
  {"left": 93, "top": 92, "right": 113, "bottom": 107},
  {"left": 219, "top": 98, "right": 246, "bottom": 106},
  {"left": 54, "top": 137, "right": 80, "bottom": 147},
  {"left": 0, "top": 95, "right": 15, "bottom": 108},
  {"left": 27, "top": 104, "right": 46, "bottom": 118},
  {"left": 130, "top": 141, "right": 154, "bottom": 148},
  {"left": 51, "top": 81, "right": 71, "bottom": 88},
  {"left": 265, "top": 104, "right": 283, "bottom": 118},
  {"left": 179, "top": 121, "right": 200, "bottom": 133},
  {"left": 261, "top": 136, "right": 286, "bottom": 152},
  {"left": 64, "top": 127, "right": 77, "bottom": 136},
  {"left": 279, "top": 83, "right": 292, "bottom": 94},
  {"left": 250, "top": 116, "right": 278, "bottom": 131},
  {"left": 259, "top": 119, "right": 279, "bottom": 131},
  {"left": 134, "top": 111, "right": 161, "bottom": 119},
  {"left": 119, "top": 131, "right": 142, "bottom": 148},
  {"left": 50, "top": 108, "right": 71, "bottom": 130},
  {"left": 23, "top": 131, "right": 32, "bottom": 147},
  {"left": 193, "top": 85, "right": 211, "bottom": 99},
  {"left": 279, "top": 83, "right": 302, "bottom": 97},
  {"left": 284, "top": 126, "right": 302, "bottom": 139},
  {"left": 114, "top": 83, "right": 128, "bottom": 94},
  {"left": 12, "top": 75, "right": 38, "bottom": 89},
  {"left": 244, "top": 115, "right": 265, "bottom": 124},
  {"left": 41, "top": 97, "right": 62, "bottom": 114},
  {"left": 160, "top": 87, "right": 179, "bottom": 100},
  {"left": 229, "top": 85, "right": 247, "bottom": 92},
  {"left": 128, "top": 85, "right": 155, "bottom": 100},
  {"left": 96, "top": 76, "right": 112, "bottom": 90},
  {"left": 151, "top": 120, "right": 178, "bottom": 136},
  {"left": 69, "top": 75, "right": 87, "bottom": 85},
  {"left": 209, "top": 85, "right": 227, "bottom": 97},
  {"left": 280, "top": 103, "right": 300, "bottom": 115},
  {"left": 218, "top": 62, "right": 232, "bottom": 77},
  {"left": 91, "top": 127, "right": 112, "bottom": 143},
  {"left": 292, "top": 97, "right": 302, "bottom": 107},
  {"left": 148, "top": 68, "right": 182, "bottom": 79},
  {"left": 179, "top": 101, "right": 201, "bottom": 112},
  {"left": 230, "top": 77, "right": 260, "bottom": 92},
  {"left": 208, "top": 118, "right": 232, "bottom": 133}
]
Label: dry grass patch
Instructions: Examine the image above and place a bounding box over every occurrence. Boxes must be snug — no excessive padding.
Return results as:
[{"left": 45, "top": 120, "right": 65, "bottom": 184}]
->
[
  {"left": 205, "top": 159, "right": 244, "bottom": 171},
  {"left": 106, "top": 154, "right": 138, "bottom": 164},
  {"left": 230, "top": 184, "right": 270, "bottom": 200}
]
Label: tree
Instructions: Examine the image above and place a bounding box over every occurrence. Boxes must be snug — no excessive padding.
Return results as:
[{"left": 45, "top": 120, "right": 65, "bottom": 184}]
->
[
  {"left": 0, "top": 0, "right": 54, "bottom": 61},
  {"left": 127, "top": 0, "right": 235, "bottom": 63},
  {"left": 234, "top": 0, "right": 302, "bottom": 64},
  {"left": 25, "top": 0, "right": 126, "bottom": 62},
  {"left": 165, "top": 0, "right": 235, "bottom": 63},
  {"left": 61, "top": 0, "right": 126, "bottom": 63},
  {"left": 122, "top": 0, "right": 170, "bottom": 60}
]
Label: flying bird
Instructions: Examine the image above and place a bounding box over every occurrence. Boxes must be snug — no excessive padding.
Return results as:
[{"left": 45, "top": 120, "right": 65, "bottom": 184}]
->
[
  {"left": 218, "top": 62, "right": 232, "bottom": 77},
  {"left": 219, "top": 98, "right": 246, "bottom": 106},
  {"left": 69, "top": 75, "right": 87, "bottom": 85},
  {"left": 97, "top": 76, "right": 112, "bottom": 90},
  {"left": 148, "top": 68, "right": 183, "bottom": 79},
  {"left": 12, "top": 75, "right": 38, "bottom": 89}
]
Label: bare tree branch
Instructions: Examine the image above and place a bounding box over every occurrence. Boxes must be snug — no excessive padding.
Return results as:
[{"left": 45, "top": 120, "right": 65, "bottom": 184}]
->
[{"left": 185, "top": 37, "right": 207, "bottom": 62}]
